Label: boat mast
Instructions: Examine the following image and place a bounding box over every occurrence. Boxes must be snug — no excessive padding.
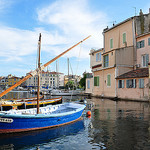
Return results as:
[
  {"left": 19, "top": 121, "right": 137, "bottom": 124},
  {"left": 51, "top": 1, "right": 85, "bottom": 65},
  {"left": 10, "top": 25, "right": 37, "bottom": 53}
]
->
[
  {"left": 37, "top": 33, "right": 41, "bottom": 114},
  {"left": 68, "top": 58, "right": 69, "bottom": 90}
]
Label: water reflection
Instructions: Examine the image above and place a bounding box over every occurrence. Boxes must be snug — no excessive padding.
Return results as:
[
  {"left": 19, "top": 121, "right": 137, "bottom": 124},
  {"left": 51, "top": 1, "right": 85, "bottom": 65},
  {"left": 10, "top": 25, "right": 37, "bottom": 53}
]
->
[
  {"left": 0, "top": 119, "right": 84, "bottom": 150},
  {"left": 0, "top": 92, "right": 150, "bottom": 150},
  {"left": 88, "top": 98, "right": 150, "bottom": 150}
]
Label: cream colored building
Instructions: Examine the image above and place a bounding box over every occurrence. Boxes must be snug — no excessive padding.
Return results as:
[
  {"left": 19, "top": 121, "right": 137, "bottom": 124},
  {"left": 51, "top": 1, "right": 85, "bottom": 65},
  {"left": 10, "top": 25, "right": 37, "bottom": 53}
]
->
[
  {"left": 90, "top": 17, "right": 135, "bottom": 98},
  {"left": 26, "top": 71, "right": 64, "bottom": 88}
]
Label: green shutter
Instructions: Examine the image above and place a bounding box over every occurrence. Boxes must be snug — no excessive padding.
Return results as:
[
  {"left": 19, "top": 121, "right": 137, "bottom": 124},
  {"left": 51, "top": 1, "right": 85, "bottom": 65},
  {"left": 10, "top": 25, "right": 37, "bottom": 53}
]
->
[
  {"left": 97, "top": 77, "right": 99, "bottom": 86},
  {"left": 123, "top": 33, "right": 126, "bottom": 43},
  {"left": 107, "top": 75, "right": 111, "bottom": 86},
  {"left": 94, "top": 76, "right": 99, "bottom": 86}
]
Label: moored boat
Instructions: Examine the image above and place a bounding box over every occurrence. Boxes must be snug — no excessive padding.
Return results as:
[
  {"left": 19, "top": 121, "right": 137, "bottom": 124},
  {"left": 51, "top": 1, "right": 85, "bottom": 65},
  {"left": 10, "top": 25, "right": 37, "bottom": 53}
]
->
[
  {"left": 0, "top": 102, "right": 85, "bottom": 133},
  {"left": 0, "top": 96, "right": 62, "bottom": 111}
]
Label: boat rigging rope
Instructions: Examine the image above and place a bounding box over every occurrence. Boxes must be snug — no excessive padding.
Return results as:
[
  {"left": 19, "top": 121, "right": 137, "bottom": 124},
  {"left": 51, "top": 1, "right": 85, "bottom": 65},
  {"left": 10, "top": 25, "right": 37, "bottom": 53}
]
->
[{"left": 70, "top": 41, "right": 83, "bottom": 100}]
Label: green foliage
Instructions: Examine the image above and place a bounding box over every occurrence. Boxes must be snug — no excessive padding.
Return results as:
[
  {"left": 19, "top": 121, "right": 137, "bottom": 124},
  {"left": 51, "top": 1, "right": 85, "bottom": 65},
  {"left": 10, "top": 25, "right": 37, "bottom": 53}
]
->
[
  {"left": 65, "top": 80, "right": 75, "bottom": 90},
  {"left": 79, "top": 74, "right": 86, "bottom": 89}
]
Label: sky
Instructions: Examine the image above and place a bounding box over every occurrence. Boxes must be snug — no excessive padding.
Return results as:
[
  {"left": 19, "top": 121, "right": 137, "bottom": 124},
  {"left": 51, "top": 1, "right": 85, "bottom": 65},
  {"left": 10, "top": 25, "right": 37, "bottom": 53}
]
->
[{"left": 0, "top": 0, "right": 150, "bottom": 77}]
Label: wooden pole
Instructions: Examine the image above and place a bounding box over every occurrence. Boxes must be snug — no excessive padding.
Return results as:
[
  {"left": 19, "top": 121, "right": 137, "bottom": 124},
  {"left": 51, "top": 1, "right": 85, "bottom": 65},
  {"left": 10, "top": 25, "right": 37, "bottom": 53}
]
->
[{"left": 37, "top": 33, "right": 41, "bottom": 114}]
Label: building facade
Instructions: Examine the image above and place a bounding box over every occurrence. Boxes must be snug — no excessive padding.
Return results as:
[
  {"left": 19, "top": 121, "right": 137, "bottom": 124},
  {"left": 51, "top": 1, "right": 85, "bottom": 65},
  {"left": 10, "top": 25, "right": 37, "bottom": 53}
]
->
[
  {"left": 25, "top": 71, "right": 64, "bottom": 88},
  {"left": 88, "top": 9, "right": 150, "bottom": 101}
]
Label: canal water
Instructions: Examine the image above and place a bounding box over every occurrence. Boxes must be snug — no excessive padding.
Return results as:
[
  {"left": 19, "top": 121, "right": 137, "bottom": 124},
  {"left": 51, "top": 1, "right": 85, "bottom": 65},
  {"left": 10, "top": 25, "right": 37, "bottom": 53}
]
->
[{"left": 0, "top": 92, "right": 150, "bottom": 150}]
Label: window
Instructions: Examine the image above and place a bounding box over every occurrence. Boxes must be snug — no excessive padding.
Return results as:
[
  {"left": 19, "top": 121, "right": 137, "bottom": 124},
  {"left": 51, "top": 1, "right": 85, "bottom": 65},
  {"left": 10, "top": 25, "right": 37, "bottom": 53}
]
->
[
  {"left": 148, "top": 38, "right": 150, "bottom": 46},
  {"left": 118, "top": 80, "right": 124, "bottom": 88},
  {"left": 123, "top": 33, "right": 126, "bottom": 43},
  {"left": 139, "top": 79, "right": 144, "bottom": 88},
  {"left": 110, "top": 38, "right": 113, "bottom": 49},
  {"left": 94, "top": 76, "right": 99, "bottom": 86},
  {"left": 142, "top": 54, "right": 149, "bottom": 67},
  {"left": 137, "top": 40, "right": 145, "bottom": 49},
  {"left": 126, "top": 79, "right": 136, "bottom": 88},
  {"left": 107, "top": 74, "right": 111, "bottom": 86},
  {"left": 103, "top": 54, "right": 109, "bottom": 67},
  {"left": 96, "top": 52, "right": 101, "bottom": 62},
  {"left": 87, "top": 80, "right": 90, "bottom": 89}
]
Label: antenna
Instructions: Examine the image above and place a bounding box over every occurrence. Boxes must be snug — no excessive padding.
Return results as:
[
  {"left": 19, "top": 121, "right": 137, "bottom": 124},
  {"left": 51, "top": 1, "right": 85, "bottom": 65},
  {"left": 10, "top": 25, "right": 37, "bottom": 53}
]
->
[{"left": 133, "top": 7, "right": 136, "bottom": 16}]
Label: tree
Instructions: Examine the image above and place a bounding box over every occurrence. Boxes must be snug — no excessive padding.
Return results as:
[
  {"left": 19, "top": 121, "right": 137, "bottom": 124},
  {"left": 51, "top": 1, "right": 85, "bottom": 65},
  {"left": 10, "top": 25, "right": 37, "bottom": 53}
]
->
[
  {"left": 65, "top": 80, "right": 75, "bottom": 90},
  {"left": 79, "top": 74, "right": 86, "bottom": 89}
]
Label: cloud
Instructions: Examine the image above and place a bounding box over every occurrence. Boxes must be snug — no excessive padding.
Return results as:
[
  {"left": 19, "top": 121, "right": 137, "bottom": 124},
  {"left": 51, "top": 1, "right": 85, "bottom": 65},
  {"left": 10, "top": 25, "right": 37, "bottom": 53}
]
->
[
  {"left": 37, "top": 0, "right": 108, "bottom": 55},
  {"left": 0, "top": 26, "right": 38, "bottom": 61},
  {"left": 0, "top": 0, "right": 13, "bottom": 13},
  {"left": 0, "top": 0, "right": 108, "bottom": 66}
]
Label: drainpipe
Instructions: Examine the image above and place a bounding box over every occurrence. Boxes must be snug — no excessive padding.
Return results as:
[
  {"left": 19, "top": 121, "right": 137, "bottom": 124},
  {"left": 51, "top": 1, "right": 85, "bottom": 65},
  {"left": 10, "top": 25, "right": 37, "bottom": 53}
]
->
[{"left": 132, "top": 17, "right": 137, "bottom": 69}]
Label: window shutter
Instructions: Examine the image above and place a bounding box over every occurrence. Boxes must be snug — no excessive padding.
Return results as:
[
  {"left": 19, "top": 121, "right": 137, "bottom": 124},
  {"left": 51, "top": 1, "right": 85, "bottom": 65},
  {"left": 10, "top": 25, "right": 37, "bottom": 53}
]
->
[
  {"left": 122, "top": 80, "right": 124, "bottom": 88},
  {"left": 87, "top": 80, "right": 90, "bottom": 89},
  {"left": 123, "top": 33, "right": 126, "bottom": 43},
  {"left": 133, "top": 79, "right": 136, "bottom": 88},
  {"left": 148, "top": 38, "right": 150, "bottom": 46},
  {"left": 137, "top": 42, "right": 139, "bottom": 49},
  {"left": 107, "top": 75, "right": 111, "bottom": 86},
  {"left": 96, "top": 53, "right": 98, "bottom": 62},
  {"left": 118, "top": 80, "right": 120, "bottom": 88},
  {"left": 139, "top": 79, "right": 144, "bottom": 88},
  {"left": 139, "top": 79, "right": 141, "bottom": 88},
  {"left": 142, "top": 40, "right": 145, "bottom": 47},
  {"left": 126, "top": 80, "right": 129, "bottom": 88},
  {"left": 99, "top": 52, "right": 101, "bottom": 61},
  {"left": 142, "top": 79, "right": 144, "bottom": 88}
]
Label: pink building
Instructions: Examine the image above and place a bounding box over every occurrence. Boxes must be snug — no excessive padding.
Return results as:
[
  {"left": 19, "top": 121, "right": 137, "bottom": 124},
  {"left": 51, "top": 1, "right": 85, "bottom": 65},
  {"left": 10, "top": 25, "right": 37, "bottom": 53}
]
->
[
  {"left": 116, "top": 32, "right": 150, "bottom": 101},
  {"left": 116, "top": 68, "right": 149, "bottom": 101}
]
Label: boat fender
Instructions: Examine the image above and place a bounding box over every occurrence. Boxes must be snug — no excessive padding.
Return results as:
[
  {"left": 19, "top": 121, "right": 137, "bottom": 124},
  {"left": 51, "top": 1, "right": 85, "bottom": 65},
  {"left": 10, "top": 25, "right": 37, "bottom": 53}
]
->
[{"left": 86, "top": 111, "right": 91, "bottom": 117}]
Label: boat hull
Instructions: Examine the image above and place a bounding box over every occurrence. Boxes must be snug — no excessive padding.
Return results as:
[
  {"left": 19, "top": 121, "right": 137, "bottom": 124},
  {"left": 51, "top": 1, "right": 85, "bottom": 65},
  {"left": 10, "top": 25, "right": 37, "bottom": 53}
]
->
[{"left": 0, "top": 109, "right": 84, "bottom": 133}]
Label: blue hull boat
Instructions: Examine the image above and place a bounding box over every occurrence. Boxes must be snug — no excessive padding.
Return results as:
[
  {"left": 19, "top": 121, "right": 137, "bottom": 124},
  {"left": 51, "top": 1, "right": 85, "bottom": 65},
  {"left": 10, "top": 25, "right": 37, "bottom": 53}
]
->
[
  {"left": 0, "top": 119, "right": 84, "bottom": 149},
  {"left": 0, "top": 103, "right": 85, "bottom": 133}
]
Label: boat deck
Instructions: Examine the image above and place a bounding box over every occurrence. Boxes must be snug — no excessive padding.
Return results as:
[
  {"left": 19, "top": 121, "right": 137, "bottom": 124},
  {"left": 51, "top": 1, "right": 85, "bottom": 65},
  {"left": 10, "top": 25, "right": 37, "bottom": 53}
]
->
[{"left": 0, "top": 103, "right": 83, "bottom": 116}]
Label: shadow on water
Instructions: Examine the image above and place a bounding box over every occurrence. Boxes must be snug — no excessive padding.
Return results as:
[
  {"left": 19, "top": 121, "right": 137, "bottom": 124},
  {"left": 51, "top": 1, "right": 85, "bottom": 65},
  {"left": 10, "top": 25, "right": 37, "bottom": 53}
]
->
[{"left": 0, "top": 119, "right": 84, "bottom": 150}]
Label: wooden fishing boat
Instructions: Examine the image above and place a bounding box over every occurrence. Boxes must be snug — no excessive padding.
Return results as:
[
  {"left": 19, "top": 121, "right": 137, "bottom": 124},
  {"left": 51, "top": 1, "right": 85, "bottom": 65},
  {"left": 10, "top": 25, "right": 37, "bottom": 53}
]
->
[
  {"left": 0, "top": 102, "right": 85, "bottom": 133},
  {"left": 0, "top": 119, "right": 84, "bottom": 149},
  {"left": 0, "top": 34, "right": 90, "bottom": 133},
  {"left": 0, "top": 96, "right": 62, "bottom": 111}
]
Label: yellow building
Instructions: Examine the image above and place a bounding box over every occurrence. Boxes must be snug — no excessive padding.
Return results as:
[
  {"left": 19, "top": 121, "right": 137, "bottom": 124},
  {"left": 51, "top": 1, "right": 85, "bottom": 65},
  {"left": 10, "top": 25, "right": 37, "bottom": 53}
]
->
[{"left": 7, "top": 76, "right": 20, "bottom": 86}]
